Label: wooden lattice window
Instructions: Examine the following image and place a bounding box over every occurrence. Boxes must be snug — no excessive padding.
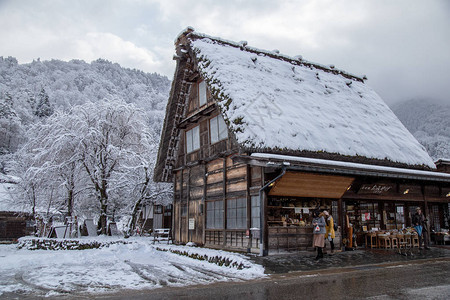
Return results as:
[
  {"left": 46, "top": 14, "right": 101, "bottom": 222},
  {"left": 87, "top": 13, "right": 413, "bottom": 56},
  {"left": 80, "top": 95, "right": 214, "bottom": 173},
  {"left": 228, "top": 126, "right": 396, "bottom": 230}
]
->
[
  {"left": 206, "top": 200, "right": 224, "bottom": 229},
  {"left": 251, "top": 195, "right": 260, "bottom": 228},
  {"left": 227, "top": 198, "right": 247, "bottom": 229}
]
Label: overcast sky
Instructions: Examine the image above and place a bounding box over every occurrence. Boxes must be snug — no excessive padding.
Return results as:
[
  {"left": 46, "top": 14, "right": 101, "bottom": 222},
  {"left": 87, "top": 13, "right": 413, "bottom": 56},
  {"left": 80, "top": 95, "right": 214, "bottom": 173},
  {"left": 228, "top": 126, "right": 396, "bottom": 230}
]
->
[{"left": 0, "top": 0, "right": 449, "bottom": 105}]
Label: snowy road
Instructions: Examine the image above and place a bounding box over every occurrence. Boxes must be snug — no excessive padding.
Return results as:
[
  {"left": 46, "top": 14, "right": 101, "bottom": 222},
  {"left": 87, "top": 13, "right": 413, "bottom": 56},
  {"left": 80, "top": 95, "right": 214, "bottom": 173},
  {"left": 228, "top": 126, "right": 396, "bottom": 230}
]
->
[{"left": 0, "top": 238, "right": 265, "bottom": 298}]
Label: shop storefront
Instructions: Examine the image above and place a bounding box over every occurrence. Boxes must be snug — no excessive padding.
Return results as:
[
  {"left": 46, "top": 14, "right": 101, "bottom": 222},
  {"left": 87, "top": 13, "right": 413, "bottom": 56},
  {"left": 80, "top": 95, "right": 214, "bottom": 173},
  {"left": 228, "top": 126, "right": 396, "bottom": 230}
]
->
[{"left": 267, "top": 196, "right": 340, "bottom": 253}]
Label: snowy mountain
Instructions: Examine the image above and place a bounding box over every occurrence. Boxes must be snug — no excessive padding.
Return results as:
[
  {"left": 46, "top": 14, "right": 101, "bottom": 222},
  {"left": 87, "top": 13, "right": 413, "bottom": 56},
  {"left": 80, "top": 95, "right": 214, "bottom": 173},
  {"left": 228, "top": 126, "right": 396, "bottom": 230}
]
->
[
  {"left": 0, "top": 56, "right": 172, "bottom": 222},
  {"left": 0, "top": 56, "right": 171, "bottom": 154},
  {"left": 391, "top": 99, "right": 450, "bottom": 161}
]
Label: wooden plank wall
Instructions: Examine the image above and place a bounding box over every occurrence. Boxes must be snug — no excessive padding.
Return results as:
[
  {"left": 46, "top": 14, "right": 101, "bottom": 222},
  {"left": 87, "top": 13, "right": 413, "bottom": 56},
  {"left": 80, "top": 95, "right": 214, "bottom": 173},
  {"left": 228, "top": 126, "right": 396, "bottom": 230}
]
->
[
  {"left": 171, "top": 154, "right": 260, "bottom": 251},
  {"left": 204, "top": 156, "right": 252, "bottom": 251}
]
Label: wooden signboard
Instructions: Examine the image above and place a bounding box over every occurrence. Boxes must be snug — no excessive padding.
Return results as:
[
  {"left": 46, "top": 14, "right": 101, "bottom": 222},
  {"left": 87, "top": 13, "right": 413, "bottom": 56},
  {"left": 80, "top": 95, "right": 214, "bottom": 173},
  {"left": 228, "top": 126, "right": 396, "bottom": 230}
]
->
[{"left": 358, "top": 183, "right": 395, "bottom": 195}]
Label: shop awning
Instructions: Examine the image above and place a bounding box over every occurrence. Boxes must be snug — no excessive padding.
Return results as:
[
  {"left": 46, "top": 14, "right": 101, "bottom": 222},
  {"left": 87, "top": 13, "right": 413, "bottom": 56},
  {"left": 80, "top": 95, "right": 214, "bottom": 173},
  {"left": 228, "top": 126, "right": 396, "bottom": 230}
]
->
[{"left": 268, "top": 171, "right": 354, "bottom": 198}]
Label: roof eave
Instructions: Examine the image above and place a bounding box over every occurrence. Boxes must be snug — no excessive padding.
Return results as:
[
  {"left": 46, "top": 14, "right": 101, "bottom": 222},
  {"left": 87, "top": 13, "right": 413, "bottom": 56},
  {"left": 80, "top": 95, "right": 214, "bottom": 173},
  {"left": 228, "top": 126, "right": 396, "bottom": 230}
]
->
[{"left": 233, "top": 154, "right": 450, "bottom": 183}]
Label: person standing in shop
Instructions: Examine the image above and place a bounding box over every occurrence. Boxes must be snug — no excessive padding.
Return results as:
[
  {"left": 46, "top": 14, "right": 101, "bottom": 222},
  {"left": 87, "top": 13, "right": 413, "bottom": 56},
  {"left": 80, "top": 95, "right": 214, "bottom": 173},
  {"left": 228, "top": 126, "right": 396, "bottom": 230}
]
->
[
  {"left": 312, "top": 210, "right": 326, "bottom": 260},
  {"left": 324, "top": 210, "right": 336, "bottom": 254},
  {"left": 412, "top": 207, "right": 430, "bottom": 250}
]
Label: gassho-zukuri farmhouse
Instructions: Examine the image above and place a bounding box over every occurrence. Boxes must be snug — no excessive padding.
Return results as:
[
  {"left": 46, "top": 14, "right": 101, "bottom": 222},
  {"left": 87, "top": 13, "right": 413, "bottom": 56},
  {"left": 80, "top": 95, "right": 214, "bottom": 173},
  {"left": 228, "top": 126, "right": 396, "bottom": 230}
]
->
[{"left": 154, "top": 27, "right": 450, "bottom": 256}]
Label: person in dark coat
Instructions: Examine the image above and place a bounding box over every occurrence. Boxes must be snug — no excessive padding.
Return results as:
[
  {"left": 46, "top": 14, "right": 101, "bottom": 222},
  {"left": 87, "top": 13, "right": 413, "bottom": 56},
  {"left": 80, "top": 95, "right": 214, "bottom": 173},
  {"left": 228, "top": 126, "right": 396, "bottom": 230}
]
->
[{"left": 412, "top": 207, "right": 430, "bottom": 250}]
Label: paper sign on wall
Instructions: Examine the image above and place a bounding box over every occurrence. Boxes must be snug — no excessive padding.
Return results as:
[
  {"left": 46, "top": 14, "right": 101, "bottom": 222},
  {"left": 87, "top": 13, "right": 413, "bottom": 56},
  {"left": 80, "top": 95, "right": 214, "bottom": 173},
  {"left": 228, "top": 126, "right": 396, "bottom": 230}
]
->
[
  {"left": 295, "top": 207, "right": 302, "bottom": 214},
  {"left": 189, "top": 218, "right": 195, "bottom": 230},
  {"left": 303, "top": 208, "right": 309, "bottom": 214}
]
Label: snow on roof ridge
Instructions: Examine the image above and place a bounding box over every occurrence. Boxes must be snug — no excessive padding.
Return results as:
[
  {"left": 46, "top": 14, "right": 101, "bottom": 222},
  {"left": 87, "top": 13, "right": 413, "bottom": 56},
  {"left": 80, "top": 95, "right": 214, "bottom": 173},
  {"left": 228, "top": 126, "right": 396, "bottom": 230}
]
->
[{"left": 186, "top": 30, "right": 365, "bottom": 82}]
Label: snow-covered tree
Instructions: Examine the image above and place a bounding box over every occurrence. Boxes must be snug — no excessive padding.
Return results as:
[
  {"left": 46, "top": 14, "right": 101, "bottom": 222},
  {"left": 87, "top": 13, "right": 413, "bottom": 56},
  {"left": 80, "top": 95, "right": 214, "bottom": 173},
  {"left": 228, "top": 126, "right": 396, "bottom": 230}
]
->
[
  {"left": 19, "top": 110, "right": 84, "bottom": 217},
  {"left": 2, "top": 56, "right": 172, "bottom": 234},
  {"left": 0, "top": 92, "right": 24, "bottom": 154},
  {"left": 34, "top": 88, "right": 53, "bottom": 118}
]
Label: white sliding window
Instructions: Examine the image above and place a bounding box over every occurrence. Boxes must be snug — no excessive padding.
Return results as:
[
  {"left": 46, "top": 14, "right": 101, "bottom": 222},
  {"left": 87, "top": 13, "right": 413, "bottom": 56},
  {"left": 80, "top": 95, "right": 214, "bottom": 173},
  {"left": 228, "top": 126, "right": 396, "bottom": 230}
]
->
[
  {"left": 186, "top": 125, "right": 200, "bottom": 153},
  {"left": 199, "top": 80, "right": 207, "bottom": 107},
  {"left": 210, "top": 115, "right": 228, "bottom": 144}
]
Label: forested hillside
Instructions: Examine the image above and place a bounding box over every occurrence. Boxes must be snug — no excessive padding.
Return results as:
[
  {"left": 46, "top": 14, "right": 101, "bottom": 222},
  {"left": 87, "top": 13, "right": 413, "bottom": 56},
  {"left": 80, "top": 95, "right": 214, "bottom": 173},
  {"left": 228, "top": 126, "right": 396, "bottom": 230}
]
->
[
  {"left": 0, "top": 57, "right": 171, "bottom": 232},
  {"left": 0, "top": 56, "right": 170, "bottom": 154},
  {"left": 391, "top": 99, "right": 450, "bottom": 161}
]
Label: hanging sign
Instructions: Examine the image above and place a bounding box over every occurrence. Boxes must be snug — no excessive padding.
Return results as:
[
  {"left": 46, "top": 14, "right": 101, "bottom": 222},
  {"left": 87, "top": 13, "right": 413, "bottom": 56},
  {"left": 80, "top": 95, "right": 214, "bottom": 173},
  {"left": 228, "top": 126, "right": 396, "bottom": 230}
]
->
[
  {"left": 294, "top": 207, "right": 302, "bottom": 214},
  {"left": 358, "top": 184, "right": 394, "bottom": 195}
]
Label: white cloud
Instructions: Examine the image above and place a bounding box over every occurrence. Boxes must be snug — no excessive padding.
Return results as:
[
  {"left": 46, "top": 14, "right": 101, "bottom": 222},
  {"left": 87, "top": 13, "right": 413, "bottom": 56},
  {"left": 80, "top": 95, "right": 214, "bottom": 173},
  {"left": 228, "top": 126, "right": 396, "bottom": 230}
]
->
[
  {"left": 74, "top": 32, "right": 163, "bottom": 72},
  {"left": 0, "top": 0, "right": 448, "bottom": 103}
]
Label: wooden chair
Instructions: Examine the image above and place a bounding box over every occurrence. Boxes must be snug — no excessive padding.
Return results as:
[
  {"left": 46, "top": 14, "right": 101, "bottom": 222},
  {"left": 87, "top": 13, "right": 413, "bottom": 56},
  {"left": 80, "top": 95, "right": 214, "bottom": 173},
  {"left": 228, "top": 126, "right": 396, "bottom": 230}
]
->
[
  {"left": 365, "top": 232, "right": 378, "bottom": 248},
  {"left": 378, "top": 234, "right": 391, "bottom": 249},
  {"left": 390, "top": 235, "right": 399, "bottom": 249},
  {"left": 397, "top": 234, "right": 413, "bottom": 256},
  {"left": 412, "top": 234, "right": 420, "bottom": 248},
  {"left": 397, "top": 234, "right": 406, "bottom": 248},
  {"left": 405, "top": 234, "right": 412, "bottom": 247}
]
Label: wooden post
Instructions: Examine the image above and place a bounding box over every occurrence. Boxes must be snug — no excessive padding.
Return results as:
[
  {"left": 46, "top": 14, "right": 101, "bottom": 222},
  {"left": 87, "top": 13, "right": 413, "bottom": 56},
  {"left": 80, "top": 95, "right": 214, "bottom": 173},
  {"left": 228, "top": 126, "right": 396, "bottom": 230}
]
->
[
  {"left": 338, "top": 197, "right": 343, "bottom": 250},
  {"left": 179, "top": 170, "right": 183, "bottom": 243},
  {"left": 246, "top": 164, "right": 251, "bottom": 252},
  {"left": 222, "top": 158, "right": 227, "bottom": 247},
  {"left": 172, "top": 173, "right": 177, "bottom": 241},
  {"left": 203, "top": 162, "right": 207, "bottom": 245},
  {"left": 187, "top": 167, "right": 191, "bottom": 242},
  {"left": 422, "top": 185, "right": 431, "bottom": 244},
  {"left": 263, "top": 188, "right": 269, "bottom": 255}
]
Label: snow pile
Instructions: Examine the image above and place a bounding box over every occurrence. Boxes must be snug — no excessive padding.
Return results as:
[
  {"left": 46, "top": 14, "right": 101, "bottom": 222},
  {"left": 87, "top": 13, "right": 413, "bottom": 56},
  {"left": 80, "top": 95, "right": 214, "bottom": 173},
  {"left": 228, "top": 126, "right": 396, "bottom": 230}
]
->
[
  {"left": 0, "top": 238, "right": 265, "bottom": 297},
  {"left": 17, "top": 237, "right": 130, "bottom": 250},
  {"left": 189, "top": 35, "right": 435, "bottom": 168}
]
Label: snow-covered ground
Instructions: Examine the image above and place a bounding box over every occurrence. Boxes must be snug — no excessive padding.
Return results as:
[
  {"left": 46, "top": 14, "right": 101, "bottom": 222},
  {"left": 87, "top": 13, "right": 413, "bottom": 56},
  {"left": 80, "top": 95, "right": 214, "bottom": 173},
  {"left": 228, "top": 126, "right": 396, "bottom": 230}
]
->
[{"left": 0, "top": 237, "right": 265, "bottom": 298}]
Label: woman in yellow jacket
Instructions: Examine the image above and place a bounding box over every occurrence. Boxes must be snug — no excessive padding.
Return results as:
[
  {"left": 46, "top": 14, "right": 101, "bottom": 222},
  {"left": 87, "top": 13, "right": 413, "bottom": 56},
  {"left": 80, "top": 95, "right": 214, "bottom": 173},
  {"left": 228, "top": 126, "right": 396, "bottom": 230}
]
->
[{"left": 324, "top": 210, "right": 335, "bottom": 254}]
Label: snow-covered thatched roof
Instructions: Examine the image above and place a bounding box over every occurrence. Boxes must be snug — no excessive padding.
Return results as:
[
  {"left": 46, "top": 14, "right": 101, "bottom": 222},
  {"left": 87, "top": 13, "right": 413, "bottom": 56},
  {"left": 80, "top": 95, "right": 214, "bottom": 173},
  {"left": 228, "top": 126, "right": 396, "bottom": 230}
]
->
[
  {"left": 154, "top": 29, "right": 436, "bottom": 182},
  {"left": 186, "top": 30, "right": 435, "bottom": 169}
]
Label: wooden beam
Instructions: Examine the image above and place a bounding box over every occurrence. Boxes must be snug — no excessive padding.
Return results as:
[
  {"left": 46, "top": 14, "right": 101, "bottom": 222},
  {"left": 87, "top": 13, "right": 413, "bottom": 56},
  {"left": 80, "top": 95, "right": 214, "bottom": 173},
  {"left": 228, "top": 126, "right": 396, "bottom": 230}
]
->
[
  {"left": 222, "top": 158, "right": 227, "bottom": 247},
  {"left": 263, "top": 169, "right": 269, "bottom": 255},
  {"left": 246, "top": 164, "right": 251, "bottom": 252},
  {"left": 187, "top": 167, "right": 191, "bottom": 242},
  {"left": 338, "top": 197, "right": 343, "bottom": 250},
  {"left": 178, "top": 170, "right": 183, "bottom": 242},
  {"left": 203, "top": 163, "right": 207, "bottom": 245},
  {"left": 172, "top": 172, "right": 177, "bottom": 242}
]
